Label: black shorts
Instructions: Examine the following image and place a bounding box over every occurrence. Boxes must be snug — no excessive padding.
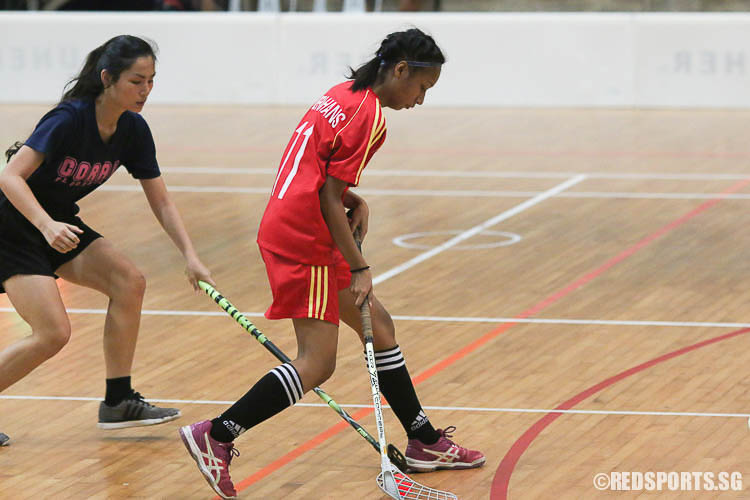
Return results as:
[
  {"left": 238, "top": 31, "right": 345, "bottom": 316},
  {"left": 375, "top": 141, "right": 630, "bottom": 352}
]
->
[{"left": 0, "top": 205, "right": 102, "bottom": 293}]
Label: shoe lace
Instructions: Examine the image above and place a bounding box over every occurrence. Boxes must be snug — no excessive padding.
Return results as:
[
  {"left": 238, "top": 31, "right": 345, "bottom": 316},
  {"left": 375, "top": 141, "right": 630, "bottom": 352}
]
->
[
  {"left": 128, "top": 391, "right": 155, "bottom": 408},
  {"left": 222, "top": 443, "right": 240, "bottom": 465},
  {"left": 439, "top": 425, "right": 457, "bottom": 440}
]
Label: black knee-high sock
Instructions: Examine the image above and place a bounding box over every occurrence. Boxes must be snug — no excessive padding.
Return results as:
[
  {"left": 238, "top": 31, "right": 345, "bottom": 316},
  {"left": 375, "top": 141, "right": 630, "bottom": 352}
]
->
[
  {"left": 105, "top": 376, "right": 132, "bottom": 406},
  {"left": 210, "top": 363, "right": 303, "bottom": 443},
  {"left": 372, "top": 345, "right": 440, "bottom": 445}
]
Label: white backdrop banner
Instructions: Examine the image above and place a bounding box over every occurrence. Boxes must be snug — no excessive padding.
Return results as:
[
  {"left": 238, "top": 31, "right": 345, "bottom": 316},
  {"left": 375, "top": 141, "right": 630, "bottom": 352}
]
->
[
  {"left": 1, "top": 12, "right": 748, "bottom": 107},
  {"left": 634, "top": 14, "right": 750, "bottom": 107}
]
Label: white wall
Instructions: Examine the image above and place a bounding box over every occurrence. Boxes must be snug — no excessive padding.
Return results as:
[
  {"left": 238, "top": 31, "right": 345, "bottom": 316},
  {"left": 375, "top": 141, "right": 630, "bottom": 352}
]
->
[{"left": 1, "top": 11, "right": 749, "bottom": 107}]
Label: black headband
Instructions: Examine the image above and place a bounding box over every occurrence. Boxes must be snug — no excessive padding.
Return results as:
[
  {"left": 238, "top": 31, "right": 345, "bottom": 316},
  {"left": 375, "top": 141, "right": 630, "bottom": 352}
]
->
[{"left": 379, "top": 59, "right": 442, "bottom": 68}]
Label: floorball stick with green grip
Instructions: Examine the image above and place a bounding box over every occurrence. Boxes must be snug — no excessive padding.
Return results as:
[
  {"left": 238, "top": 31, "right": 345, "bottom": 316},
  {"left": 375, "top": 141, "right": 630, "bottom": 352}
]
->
[{"left": 197, "top": 280, "right": 408, "bottom": 472}]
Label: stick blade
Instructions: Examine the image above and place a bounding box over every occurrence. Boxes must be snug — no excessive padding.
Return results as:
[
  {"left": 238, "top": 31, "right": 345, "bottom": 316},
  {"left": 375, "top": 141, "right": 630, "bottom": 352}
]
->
[
  {"left": 376, "top": 464, "right": 458, "bottom": 500},
  {"left": 387, "top": 444, "right": 408, "bottom": 472}
]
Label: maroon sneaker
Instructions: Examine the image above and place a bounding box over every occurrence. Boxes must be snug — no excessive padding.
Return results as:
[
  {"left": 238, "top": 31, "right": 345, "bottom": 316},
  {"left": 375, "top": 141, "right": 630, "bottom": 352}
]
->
[
  {"left": 179, "top": 420, "right": 239, "bottom": 499},
  {"left": 405, "top": 426, "right": 485, "bottom": 473}
]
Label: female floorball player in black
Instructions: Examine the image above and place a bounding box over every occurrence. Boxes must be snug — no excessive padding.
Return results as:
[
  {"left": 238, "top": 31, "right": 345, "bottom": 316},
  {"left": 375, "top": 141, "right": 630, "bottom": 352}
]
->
[{"left": 0, "top": 35, "right": 214, "bottom": 445}]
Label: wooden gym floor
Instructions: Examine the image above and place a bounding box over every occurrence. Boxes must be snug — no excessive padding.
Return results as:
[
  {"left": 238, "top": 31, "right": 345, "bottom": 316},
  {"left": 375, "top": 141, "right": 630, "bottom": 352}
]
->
[{"left": 1, "top": 103, "right": 750, "bottom": 499}]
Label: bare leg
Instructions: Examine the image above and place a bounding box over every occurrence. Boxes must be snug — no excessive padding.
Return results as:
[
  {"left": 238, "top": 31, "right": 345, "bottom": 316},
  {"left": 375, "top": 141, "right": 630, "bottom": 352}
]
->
[
  {"left": 199, "top": 317, "right": 339, "bottom": 444},
  {"left": 338, "top": 289, "right": 396, "bottom": 349},
  {"left": 339, "top": 287, "right": 485, "bottom": 470},
  {"left": 289, "top": 317, "right": 339, "bottom": 392},
  {"left": 56, "top": 238, "right": 146, "bottom": 378},
  {"left": 0, "top": 275, "right": 71, "bottom": 392},
  {"left": 338, "top": 288, "right": 444, "bottom": 445}
]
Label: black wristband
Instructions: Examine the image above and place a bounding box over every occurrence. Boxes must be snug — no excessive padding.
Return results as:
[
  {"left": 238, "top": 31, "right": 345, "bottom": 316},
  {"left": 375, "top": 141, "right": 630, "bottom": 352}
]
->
[{"left": 350, "top": 266, "right": 370, "bottom": 273}]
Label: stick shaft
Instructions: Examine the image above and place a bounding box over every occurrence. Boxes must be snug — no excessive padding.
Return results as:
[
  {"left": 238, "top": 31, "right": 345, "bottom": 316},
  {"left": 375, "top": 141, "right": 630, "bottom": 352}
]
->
[
  {"left": 353, "top": 230, "right": 401, "bottom": 495},
  {"left": 361, "top": 299, "right": 392, "bottom": 471},
  {"left": 198, "top": 281, "right": 381, "bottom": 454},
  {"left": 352, "top": 230, "right": 456, "bottom": 498}
]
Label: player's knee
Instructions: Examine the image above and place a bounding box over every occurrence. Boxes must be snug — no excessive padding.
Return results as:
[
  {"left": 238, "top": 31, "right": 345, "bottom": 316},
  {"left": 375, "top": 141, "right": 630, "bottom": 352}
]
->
[
  {"left": 114, "top": 266, "right": 146, "bottom": 300},
  {"left": 319, "top": 358, "right": 336, "bottom": 384},
  {"left": 373, "top": 310, "right": 397, "bottom": 346},
  {"left": 128, "top": 268, "right": 147, "bottom": 297},
  {"left": 308, "top": 358, "right": 336, "bottom": 387},
  {"left": 36, "top": 323, "right": 71, "bottom": 357},
  {"left": 295, "top": 354, "right": 336, "bottom": 389}
]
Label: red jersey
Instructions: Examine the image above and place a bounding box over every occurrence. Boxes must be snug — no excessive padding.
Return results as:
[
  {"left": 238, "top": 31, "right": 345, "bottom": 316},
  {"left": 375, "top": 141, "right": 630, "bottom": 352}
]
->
[{"left": 257, "top": 82, "right": 387, "bottom": 264}]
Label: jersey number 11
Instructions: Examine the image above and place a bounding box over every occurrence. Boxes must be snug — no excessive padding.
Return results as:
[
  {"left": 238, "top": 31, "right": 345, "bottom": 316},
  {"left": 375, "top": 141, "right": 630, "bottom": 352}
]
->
[{"left": 272, "top": 122, "right": 314, "bottom": 199}]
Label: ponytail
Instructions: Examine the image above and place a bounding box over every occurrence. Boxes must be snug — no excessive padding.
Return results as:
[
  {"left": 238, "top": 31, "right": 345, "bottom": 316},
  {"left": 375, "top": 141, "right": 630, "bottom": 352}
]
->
[
  {"left": 348, "top": 27, "right": 445, "bottom": 91},
  {"left": 4, "top": 141, "right": 23, "bottom": 163},
  {"left": 62, "top": 45, "right": 108, "bottom": 102},
  {"left": 347, "top": 57, "right": 382, "bottom": 92}
]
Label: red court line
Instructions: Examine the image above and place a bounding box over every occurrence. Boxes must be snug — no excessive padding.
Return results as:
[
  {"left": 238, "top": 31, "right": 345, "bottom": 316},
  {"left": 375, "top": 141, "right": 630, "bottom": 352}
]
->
[
  {"left": 490, "top": 327, "right": 750, "bottom": 500},
  {"left": 230, "top": 177, "right": 750, "bottom": 497},
  {"left": 233, "top": 408, "right": 373, "bottom": 492},
  {"left": 415, "top": 177, "right": 750, "bottom": 385},
  {"left": 210, "top": 408, "right": 374, "bottom": 499}
]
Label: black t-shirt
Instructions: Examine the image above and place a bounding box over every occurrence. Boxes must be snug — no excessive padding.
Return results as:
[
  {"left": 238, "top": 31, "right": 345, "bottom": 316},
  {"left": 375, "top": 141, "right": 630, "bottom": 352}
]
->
[{"left": 1, "top": 98, "right": 161, "bottom": 216}]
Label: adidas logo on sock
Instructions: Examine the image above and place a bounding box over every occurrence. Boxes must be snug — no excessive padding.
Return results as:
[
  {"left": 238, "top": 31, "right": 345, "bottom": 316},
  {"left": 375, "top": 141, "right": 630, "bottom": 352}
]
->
[
  {"left": 410, "top": 410, "right": 429, "bottom": 431},
  {"left": 223, "top": 419, "right": 247, "bottom": 438}
]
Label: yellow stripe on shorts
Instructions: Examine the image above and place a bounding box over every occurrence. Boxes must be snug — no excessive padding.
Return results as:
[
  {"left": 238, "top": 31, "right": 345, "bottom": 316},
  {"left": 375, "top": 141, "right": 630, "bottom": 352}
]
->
[
  {"left": 308, "top": 266, "right": 317, "bottom": 318},
  {"left": 314, "top": 266, "right": 323, "bottom": 319},
  {"left": 308, "top": 265, "right": 330, "bottom": 320},
  {"left": 319, "top": 266, "right": 329, "bottom": 319}
]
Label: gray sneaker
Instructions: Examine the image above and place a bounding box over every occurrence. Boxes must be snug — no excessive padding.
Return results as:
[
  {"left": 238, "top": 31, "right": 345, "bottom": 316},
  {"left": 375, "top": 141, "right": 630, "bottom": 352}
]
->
[
  {"left": 98, "top": 391, "right": 181, "bottom": 429},
  {"left": 0, "top": 432, "right": 9, "bottom": 446}
]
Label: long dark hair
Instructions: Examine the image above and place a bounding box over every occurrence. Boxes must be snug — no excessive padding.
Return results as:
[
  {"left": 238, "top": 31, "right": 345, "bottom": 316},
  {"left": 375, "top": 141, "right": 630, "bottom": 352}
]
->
[
  {"left": 4, "top": 141, "right": 23, "bottom": 164},
  {"left": 5, "top": 35, "right": 157, "bottom": 163},
  {"left": 62, "top": 34, "right": 157, "bottom": 102},
  {"left": 348, "top": 28, "right": 445, "bottom": 92}
]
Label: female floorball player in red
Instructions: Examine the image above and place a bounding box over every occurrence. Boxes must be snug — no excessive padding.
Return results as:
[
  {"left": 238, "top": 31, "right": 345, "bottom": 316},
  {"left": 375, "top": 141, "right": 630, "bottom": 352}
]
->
[
  {"left": 180, "top": 28, "right": 484, "bottom": 499},
  {"left": 0, "top": 35, "right": 214, "bottom": 446}
]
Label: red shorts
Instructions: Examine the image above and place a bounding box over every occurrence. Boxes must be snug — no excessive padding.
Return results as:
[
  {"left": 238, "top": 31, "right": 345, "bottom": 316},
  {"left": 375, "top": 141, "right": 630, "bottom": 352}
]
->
[{"left": 260, "top": 247, "right": 351, "bottom": 325}]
